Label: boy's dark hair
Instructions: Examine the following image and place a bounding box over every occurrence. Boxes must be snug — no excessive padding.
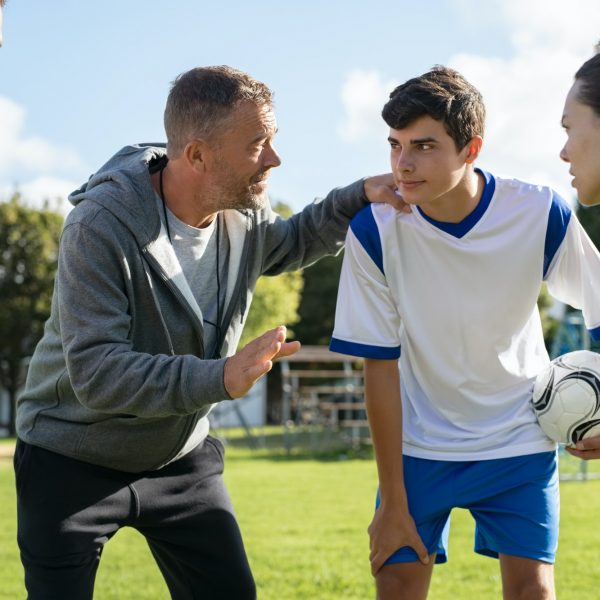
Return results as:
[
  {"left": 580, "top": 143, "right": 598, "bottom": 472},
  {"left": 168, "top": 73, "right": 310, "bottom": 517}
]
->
[
  {"left": 382, "top": 66, "right": 485, "bottom": 151},
  {"left": 574, "top": 51, "right": 600, "bottom": 117}
]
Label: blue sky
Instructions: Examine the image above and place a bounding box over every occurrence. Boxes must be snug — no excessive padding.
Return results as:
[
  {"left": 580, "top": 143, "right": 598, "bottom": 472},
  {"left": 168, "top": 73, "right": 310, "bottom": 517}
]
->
[{"left": 1, "top": 0, "right": 599, "bottom": 213}]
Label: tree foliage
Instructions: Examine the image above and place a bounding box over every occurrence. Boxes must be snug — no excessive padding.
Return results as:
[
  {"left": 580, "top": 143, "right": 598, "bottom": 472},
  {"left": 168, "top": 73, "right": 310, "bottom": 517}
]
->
[
  {"left": 0, "top": 195, "right": 63, "bottom": 434},
  {"left": 238, "top": 202, "right": 304, "bottom": 348},
  {"left": 577, "top": 202, "right": 600, "bottom": 250},
  {"left": 294, "top": 252, "right": 343, "bottom": 346}
]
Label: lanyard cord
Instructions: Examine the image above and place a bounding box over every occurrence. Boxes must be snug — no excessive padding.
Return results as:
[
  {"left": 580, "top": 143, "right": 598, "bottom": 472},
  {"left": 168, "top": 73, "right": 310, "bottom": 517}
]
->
[{"left": 158, "top": 163, "right": 222, "bottom": 358}]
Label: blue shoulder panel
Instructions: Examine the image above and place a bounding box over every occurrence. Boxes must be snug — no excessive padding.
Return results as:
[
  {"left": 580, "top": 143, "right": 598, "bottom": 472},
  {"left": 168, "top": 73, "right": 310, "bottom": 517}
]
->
[
  {"left": 543, "top": 192, "right": 572, "bottom": 279},
  {"left": 350, "top": 205, "right": 384, "bottom": 276},
  {"left": 588, "top": 326, "right": 600, "bottom": 342},
  {"left": 330, "top": 338, "right": 401, "bottom": 359}
]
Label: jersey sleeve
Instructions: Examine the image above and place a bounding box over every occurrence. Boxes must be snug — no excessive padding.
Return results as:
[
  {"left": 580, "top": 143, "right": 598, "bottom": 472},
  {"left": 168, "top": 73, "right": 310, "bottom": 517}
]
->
[
  {"left": 545, "top": 213, "right": 600, "bottom": 341},
  {"left": 330, "top": 209, "right": 402, "bottom": 359}
]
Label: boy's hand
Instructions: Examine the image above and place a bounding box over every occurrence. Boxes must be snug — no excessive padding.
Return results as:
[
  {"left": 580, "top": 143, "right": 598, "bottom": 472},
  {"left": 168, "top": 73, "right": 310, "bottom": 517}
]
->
[
  {"left": 566, "top": 436, "right": 600, "bottom": 460},
  {"left": 368, "top": 502, "right": 430, "bottom": 575}
]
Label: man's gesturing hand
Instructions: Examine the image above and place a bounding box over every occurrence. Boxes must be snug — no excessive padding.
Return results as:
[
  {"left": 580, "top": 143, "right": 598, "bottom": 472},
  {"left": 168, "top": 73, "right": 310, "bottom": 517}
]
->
[{"left": 224, "top": 326, "right": 300, "bottom": 398}]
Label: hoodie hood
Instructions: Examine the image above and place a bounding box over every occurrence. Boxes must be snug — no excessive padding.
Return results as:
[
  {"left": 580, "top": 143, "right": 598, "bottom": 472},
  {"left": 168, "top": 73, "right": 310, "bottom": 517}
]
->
[{"left": 68, "top": 143, "right": 167, "bottom": 248}]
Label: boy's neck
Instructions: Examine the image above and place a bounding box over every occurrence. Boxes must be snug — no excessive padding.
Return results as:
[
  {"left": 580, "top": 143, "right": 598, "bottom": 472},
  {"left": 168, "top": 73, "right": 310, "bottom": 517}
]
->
[{"left": 419, "top": 169, "right": 485, "bottom": 224}]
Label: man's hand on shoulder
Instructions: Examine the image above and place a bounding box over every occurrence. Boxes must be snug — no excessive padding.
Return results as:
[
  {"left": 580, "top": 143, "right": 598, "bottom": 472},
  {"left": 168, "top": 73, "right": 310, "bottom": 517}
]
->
[
  {"left": 363, "top": 173, "right": 411, "bottom": 214},
  {"left": 566, "top": 436, "right": 600, "bottom": 460},
  {"left": 224, "top": 326, "right": 300, "bottom": 399}
]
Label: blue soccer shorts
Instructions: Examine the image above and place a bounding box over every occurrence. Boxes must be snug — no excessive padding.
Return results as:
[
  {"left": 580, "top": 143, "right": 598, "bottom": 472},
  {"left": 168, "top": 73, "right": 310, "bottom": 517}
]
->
[{"left": 375, "top": 451, "right": 559, "bottom": 565}]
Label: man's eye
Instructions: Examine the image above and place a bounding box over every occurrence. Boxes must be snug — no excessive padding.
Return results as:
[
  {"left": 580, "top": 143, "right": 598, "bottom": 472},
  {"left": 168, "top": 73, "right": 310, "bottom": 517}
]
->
[{"left": 418, "top": 144, "right": 432, "bottom": 151}]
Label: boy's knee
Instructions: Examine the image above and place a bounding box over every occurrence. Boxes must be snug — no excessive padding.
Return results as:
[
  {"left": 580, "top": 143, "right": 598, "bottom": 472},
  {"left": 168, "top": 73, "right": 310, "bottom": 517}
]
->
[
  {"left": 376, "top": 562, "right": 432, "bottom": 600},
  {"left": 503, "top": 580, "right": 555, "bottom": 600}
]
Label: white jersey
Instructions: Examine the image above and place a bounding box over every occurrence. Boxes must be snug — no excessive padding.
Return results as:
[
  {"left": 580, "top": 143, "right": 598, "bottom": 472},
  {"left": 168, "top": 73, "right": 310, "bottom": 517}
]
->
[{"left": 331, "top": 170, "right": 600, "bottom": 460}]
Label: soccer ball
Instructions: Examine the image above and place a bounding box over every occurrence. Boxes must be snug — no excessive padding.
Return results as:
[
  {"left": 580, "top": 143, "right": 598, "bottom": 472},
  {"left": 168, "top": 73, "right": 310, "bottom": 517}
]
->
[{"left": 532, "top": 350, "right": 600, "bottom": 445}]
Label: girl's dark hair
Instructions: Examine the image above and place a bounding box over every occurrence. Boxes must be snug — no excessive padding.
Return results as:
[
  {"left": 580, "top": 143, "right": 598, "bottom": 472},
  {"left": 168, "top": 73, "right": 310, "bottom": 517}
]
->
[{"left": 574, "top": 52, "right": 600, "bottom": 116}]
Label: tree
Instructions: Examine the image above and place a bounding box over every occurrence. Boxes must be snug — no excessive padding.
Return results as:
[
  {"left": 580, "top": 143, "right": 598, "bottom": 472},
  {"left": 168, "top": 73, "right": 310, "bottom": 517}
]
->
[
  {"left": 294, "top": 252, "right": 343, "bottom": 345},
  {"left": 577, "top": 202, "right": 600, "bottom": 250},
  {"left": 0, "top": 195, "right": 63, "bottom": 434},
  {"left": 238, "top": 202, "right": 304, "bottom": 348}
]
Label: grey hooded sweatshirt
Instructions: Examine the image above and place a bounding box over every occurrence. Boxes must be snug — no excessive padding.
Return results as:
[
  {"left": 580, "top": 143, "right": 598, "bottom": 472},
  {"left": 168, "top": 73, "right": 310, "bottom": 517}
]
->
[{"left": 16, "top": 144, "right": 369, "bottom": 472}]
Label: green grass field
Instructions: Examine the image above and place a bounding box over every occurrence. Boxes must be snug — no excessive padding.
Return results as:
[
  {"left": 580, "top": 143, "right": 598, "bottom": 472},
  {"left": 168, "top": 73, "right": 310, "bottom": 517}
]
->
[{"left": 1, "top": 433, "right": 600, "bottom": 599}]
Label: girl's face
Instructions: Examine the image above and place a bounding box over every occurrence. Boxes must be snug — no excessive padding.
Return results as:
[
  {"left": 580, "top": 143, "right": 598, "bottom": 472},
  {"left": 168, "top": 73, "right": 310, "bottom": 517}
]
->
[{"left": 560, "top": 79, "right": 600, "bottom": 206}]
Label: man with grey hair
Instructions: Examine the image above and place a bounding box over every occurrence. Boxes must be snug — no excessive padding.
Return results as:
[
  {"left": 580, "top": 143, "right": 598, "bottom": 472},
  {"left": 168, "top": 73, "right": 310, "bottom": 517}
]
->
[{"left": 13, "top": 65, "right": 400, "bottom": 599}]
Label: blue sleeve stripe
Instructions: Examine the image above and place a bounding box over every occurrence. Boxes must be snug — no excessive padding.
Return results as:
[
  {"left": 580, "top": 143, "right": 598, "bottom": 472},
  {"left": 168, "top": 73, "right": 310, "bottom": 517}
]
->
[
  {"left": 589, "top": 326, "right": 600, "bottom": 342},
  {"left": 350, "top": 206, "right": 384, "bottom": 275},
  {"left": 543, "top": 191, "right": 572, "bottom": 279},
  {"left": 330, "top": 338, "right": 401, "bottom": 359}
]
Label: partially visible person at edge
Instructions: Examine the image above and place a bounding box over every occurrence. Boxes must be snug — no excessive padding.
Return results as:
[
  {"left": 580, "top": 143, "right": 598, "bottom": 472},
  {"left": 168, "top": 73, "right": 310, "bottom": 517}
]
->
[
  {"left": 13, "top": 65, "right": 402, "bottom": 600},
  {"left": 0, "top": 0, "right": 6, "bottom": 47},
  {"left": 561, "top": 49, "right": 600, "bottom": 461}
]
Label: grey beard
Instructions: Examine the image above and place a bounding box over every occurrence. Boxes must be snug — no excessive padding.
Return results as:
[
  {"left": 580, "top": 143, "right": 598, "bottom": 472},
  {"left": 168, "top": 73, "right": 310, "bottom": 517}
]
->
[{"left": 223, "top": 189, "right": 267, "bottom": 211}]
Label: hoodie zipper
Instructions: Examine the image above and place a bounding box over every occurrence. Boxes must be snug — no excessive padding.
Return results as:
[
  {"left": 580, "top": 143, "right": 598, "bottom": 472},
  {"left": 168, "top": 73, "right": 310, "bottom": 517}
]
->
[
  {"left": 140, "top": 251, "right": 206, "bottom": 466},
  {"left": 142, "top": 249, "right": 206, "bottom": 357}
]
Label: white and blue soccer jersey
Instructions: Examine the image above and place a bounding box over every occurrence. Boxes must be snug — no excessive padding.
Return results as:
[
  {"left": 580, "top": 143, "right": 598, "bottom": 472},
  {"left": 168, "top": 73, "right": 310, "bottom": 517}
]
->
[{"left": 331, "top": 169, "right": 600, "bottom": 460}]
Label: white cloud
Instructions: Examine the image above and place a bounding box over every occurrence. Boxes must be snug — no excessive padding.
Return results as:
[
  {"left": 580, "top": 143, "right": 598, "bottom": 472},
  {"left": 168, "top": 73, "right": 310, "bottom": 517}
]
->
[
  {"left": 449, "top": 0, "right": 600, "bottom": 202},
  {"left": 0, "top": 176, "right": 76, "bottom": 215},
  {"left": 0, "top": 96, "right": 84, "bottom": 177},
  {"left": 337, "top": 70, "right": 394, "bottom": 143},
  {"left": 0, "top": 95, "right": 84, "bottom": 213},
  {"left": 336, "top": 0, "right": 600, "bottom": 202},
  {"left": 498, "top": 0, "right": 600, "bottom": 54}
]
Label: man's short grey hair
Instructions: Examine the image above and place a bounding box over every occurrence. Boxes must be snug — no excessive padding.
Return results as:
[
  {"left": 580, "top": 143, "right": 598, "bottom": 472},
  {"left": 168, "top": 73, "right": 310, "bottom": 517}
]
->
[{"left": 164, "top": 65, "right": 274, "bottom": 157}]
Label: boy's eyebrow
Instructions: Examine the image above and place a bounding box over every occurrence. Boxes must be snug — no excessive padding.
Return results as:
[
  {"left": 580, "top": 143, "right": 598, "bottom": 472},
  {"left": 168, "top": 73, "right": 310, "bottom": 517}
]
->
[
  {"left": 387, "top": 135, "right": 438, "bottom": 144},
  {"left": 410, "top": 136, "right": 437, "bottom": 144}
]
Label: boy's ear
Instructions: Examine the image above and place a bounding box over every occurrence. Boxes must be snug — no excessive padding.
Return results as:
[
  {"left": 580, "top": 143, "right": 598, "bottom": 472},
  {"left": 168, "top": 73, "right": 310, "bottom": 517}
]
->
[{"left": 464, "top": 136, "right": 483, "bottom": 164}]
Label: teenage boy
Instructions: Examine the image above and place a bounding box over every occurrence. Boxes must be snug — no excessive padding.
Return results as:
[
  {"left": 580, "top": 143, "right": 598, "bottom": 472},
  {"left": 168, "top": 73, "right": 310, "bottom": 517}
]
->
[{"left": 330, "top": 66, "right": 600, "bottom": 599}]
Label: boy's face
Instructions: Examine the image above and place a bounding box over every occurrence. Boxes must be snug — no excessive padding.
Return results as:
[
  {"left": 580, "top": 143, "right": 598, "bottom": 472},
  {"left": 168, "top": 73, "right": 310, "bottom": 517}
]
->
[
  {"left": 388, "top": 115, "right": 476, "bottom": 212},
  {"left": 560, "top": 80, "right": 600, "bottom": 206}
]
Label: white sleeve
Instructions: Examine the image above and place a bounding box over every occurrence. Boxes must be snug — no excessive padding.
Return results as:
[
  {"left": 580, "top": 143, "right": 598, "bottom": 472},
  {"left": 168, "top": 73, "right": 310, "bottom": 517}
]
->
[
  {"left": 546, "top": 215, "right": 600, "bottom": 340},
  {"left": 330, "top": 227, "right": 402, "bottom": 359}
]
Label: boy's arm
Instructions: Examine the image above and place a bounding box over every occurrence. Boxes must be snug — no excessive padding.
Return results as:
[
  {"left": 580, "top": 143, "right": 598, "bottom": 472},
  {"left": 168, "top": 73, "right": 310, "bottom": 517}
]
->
[{"left": 364, "top": 358, "right": 429, "bottom": 575}]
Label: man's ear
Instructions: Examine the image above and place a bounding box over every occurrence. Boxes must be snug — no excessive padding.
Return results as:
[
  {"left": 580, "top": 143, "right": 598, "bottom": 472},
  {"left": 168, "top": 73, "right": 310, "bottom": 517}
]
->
[
  {"left": 464, "top": 136, "right": 483, "bottom": 164},
  {"left": 183, "top": 139, "right": 211, "bottom": 174}
]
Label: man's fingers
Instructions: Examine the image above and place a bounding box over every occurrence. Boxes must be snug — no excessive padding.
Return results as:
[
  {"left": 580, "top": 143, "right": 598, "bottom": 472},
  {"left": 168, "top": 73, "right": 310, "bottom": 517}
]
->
[
  {"left": 243, "top": 360, "right": 273, "bottom": 382},
  {"left": 273, "top": 340, "right": 301, "bottom": 360},
  {"left": 380, "top": 188, "right": 411, "bottom": 214}
]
